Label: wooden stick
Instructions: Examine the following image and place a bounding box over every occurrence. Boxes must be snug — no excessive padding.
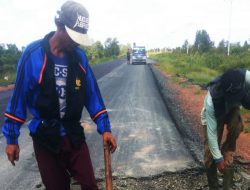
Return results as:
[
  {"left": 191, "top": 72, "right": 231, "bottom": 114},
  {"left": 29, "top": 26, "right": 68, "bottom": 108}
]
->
[{"left": 103, "top": 142, "right": 113, "bottom": 190}]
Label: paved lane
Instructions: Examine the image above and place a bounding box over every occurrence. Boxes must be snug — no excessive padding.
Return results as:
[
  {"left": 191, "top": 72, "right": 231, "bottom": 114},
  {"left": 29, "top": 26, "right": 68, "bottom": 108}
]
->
[
  {"left": 83, "top": 63, "right": 198, "bottom": 178},
  {"left": 0, "top": 127, "right": 41, "bottom": 190}
]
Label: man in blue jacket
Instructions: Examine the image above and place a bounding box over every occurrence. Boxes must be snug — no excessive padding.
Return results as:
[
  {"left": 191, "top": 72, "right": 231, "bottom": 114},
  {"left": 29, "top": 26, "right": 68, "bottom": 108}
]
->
[
  {"left": 201, "top": 68, "right": 250, "bottom": 189},
  {"left": 2, "top": 1, "right": 117, "bottom": 190}
]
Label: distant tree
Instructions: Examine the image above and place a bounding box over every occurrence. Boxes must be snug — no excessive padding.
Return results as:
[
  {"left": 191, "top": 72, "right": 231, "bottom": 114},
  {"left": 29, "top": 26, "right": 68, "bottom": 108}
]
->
[
  {"left": 0, "top": 43, "right": 21, "bottom": 73},
  {"left": 173, "top": 47, "right": 182, "bottom": 53},
  {"left": 104, "top": 38, "right": 120, "bottom": 57},
  {"left": 0, "top": 44, "right": 4, "bottom": 70},
  {"left": 193, "top": 30, "right": 214, "bottom": 53},
  {"left": 119, "top": 44, "right": 130, "bottom": 56},
  {"left": 6, "top": 44, "right": 19, "bottom": 55},
  {"left": 217, "top": 39, "right": 227, "bottom": 54},
  {"left": 243, "top": 40, "right": 249, "bottom": 51},
  {"left": 182, "top": 40, "right": 189, "bottom": 54},
  {"left": 0, "top": 58, "right": 3, "bottom": 72},
  {"left": 0, "top": 44, "right": 4, "bottom": 55},
  {"left": 230, "top": 42, "right": 243, "bottom": 55},
  {"left": 90, "top": 41, "right": 104, "bottom": 59},
  {"left": 0, "top": 44, "right": 20, "bottom": 67}
]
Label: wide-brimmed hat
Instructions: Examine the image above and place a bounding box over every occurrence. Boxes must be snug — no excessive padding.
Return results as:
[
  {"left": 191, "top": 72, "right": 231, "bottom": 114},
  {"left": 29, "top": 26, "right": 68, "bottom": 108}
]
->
[{"left": 57, "top": 1, "right": 93, "bottom": 46}]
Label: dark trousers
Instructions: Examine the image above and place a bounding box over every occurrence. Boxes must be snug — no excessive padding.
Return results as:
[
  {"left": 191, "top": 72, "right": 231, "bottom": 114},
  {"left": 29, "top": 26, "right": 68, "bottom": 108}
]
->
[
  {"left": 204, "top": 107, "right": 243, "bottom": 190},
  {"left": 33, "top": 136, "right": 98, "bottom": 190}
]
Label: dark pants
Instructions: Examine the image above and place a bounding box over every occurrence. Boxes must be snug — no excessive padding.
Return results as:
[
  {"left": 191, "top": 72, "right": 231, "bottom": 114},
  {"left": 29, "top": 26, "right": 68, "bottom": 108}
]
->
[
  {"left": 204, "top": 107, "right": 243, "bottom": 190},
  {"left": 33, "top": 136, "right": 98, "bottom": 190}
]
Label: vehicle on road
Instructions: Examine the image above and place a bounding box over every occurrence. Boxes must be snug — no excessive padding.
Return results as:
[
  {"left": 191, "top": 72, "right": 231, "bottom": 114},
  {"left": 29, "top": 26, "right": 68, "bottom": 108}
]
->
[{"left": 132, "top": 46, "right": 147, "bottom": 64}]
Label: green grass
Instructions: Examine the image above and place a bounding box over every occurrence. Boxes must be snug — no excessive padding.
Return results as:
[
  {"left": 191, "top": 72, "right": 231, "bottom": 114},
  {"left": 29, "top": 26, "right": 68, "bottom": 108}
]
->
[
  {"left": 244, "top": 125, "right": 250, "bottom": 133},
  {"left": 194, "top": 90, "right": 202, "bottom": 95},
  {"left": 89, "top": 56, "right": 116, "bottom": 65},
  {"left": 150, "top": 52, "right": 250, "bottom": 85},
  {"left": 241, "top": 107, "right": 250, "bottom": 115},
  {"left": 0, "top": 71, "right": 16, "bottom": 86},
  {"left": 89, "top": 56, "right": 119, "bottom": 65},
  {"left": 186, "top": 69, "right": 217, "bottom": 85}
]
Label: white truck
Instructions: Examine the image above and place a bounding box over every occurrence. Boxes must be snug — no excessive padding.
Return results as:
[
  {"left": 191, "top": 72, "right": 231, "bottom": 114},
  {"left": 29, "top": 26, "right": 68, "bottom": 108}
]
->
[{"left": 132, "top": 46, "right": 147, "bottom": 64}]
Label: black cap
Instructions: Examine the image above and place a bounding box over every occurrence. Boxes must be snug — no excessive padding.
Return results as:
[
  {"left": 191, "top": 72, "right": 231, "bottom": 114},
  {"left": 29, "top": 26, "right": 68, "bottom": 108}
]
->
[{"left": 57, "top": 1, "right": 93, "bottom": 46}]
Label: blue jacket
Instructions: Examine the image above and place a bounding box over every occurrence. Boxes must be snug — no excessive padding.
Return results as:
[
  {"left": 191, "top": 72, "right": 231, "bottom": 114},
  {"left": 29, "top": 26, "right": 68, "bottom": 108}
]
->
[{"left": 2, "top": 32, "right": 111, "bottom": 145}]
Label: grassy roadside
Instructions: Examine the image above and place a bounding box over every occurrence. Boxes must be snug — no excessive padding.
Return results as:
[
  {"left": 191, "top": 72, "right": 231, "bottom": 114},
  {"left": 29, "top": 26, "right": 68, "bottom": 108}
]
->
[
  {"left": 149, "top": 52, "right": 219, "bottom": 85},
  {"left": 0, "top": 72, "right": 16, "bottom": 86},
  {"left": 150, "top": 51, "right": 250, "bottom": 85},
  {"left": 150, "top": 52, "right": 250, "bottom": 133},
  {"left": 89, "top": 56, "right": 118, "bottom": 65}
]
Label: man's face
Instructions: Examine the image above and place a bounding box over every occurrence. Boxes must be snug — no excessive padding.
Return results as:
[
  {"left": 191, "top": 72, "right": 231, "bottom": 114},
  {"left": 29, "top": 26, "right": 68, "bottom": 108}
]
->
[{"left": 60, "top": 29, "right": 80, "bottom": 51}]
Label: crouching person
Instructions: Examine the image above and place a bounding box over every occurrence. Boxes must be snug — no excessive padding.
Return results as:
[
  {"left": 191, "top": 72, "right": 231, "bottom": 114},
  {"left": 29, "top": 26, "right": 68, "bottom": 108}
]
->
[{"left": 201, "top": 68, "right": 250, "bottom": 190}]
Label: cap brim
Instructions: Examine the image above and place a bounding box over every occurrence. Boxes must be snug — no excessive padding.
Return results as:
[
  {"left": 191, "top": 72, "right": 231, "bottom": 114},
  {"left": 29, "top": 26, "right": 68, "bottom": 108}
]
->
[{"left": 65, "top": 25, "right": 93, "bottom": 46}]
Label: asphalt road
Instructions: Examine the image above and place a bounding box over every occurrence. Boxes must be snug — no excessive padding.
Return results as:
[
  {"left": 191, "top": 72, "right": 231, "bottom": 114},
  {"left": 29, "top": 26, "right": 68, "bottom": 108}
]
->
[
  {"left": 0, "top": 59, "right": 198, "bottom": 189},
  {"left": 84, "top": 61, "right": 197, "bottom": 179}
]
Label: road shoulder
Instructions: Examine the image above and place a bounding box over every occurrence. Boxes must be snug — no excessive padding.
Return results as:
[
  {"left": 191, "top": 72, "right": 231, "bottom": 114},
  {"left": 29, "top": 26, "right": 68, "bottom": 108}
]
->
[{"left": 0, "top": 84, "right": 14, "bottom": 92}]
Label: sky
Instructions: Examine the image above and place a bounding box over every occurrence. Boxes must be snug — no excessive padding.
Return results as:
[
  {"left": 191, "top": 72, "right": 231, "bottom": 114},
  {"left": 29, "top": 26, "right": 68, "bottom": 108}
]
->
[{"left": 0, "top": 0, "right": 250, "bottom": 50}]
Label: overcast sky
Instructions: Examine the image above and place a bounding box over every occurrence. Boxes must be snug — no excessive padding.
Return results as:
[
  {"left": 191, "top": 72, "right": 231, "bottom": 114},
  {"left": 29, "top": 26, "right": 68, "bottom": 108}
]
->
[{"left": 0, "top": 0, "right": 249, "bottom": 49}]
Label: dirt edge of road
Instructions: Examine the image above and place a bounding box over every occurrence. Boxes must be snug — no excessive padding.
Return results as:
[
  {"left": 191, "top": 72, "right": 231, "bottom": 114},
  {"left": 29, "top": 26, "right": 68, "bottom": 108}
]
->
[
  {"left": 0, "top": 84, "right": 14, "bottom": 92},
  {"left": 149, "top": 64, "right": 204, "bottom": 164},
  {"left": 150, "top": 64, "right": 250, "bottom": 163}
]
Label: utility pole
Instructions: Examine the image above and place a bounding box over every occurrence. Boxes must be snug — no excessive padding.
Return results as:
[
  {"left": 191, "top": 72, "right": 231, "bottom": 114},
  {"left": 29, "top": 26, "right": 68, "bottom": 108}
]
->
[{"left": 227, "top": 0, "right": 232, "bottom": 56}]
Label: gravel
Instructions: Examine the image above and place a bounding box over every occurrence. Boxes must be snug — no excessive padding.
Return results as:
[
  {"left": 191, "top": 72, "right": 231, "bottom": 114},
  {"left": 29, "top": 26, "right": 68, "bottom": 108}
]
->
[{"left": 95, "top": 167, "right": 250, "bottom": 190}]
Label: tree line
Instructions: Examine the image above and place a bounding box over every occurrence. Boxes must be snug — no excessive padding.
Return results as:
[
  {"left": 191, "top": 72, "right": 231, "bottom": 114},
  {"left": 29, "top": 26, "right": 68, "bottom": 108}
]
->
[
  {"left": 84, "top": 38, "right": 122, "bottom": 60},
  {"left": 0, "top": 44, "right": 21, "bottom": 72},
  {"left": 179, "top": 30, "right": 249, "bottom": 55},
  {"left": 149, "top": 29, "right": 250, "bottom": 56},
  {"left": 149, "top": 30, "right": 250, "bottom": 86}
]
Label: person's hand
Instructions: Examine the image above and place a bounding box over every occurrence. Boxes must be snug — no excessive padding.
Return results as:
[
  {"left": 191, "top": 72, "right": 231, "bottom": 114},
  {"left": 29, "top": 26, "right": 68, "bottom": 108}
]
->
[
  {"left": 216, "top": 160, "right": 225, "bottom": 173},
  {"left": 223, "top": 151, "right": 234, "bottom": 166},
  {"left": 103, "top": 132, "right": 117, "bottom": 153},
  {"left": 5, "top": 144, "right": 20, "bottom": 166}
]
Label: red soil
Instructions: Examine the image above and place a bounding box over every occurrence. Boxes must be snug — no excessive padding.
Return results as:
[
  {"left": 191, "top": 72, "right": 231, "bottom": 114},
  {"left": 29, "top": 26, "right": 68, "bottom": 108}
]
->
[{"left": 166, "top": 76, "right": 250, "bottom": 161}]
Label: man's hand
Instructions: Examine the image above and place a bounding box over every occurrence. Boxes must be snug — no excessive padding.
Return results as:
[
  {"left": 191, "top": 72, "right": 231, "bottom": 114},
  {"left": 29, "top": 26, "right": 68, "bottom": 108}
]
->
[
  {"left": 216, "top": 160, "right": 225, "bottom": 173},
  {"left": 223, "top": 151, "right": 234, "bottom": 166},
  {"left": 103, "top": 132, "right": 117, "bottom": 153},
  {"left": 5, "top": 144, "right": 20, "bottom": 166}
]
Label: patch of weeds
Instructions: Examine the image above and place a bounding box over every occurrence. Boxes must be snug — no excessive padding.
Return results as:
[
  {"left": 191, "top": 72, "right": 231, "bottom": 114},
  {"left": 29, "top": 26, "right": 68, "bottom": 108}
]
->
[
  {"left": 180, "top": 82, "right": 188, "bottom": 88},
  {"left": 194, "top": 90, "right": 201, "bottom": 95},
  {"left": 171, "top": 76, "right": 182, "bottom": 83},
  {"left": 244, "top": 125, "right": 250, "bottom": 133},
  {"left": 241, "top": 107, "right": 250, "bottom": 115}
]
